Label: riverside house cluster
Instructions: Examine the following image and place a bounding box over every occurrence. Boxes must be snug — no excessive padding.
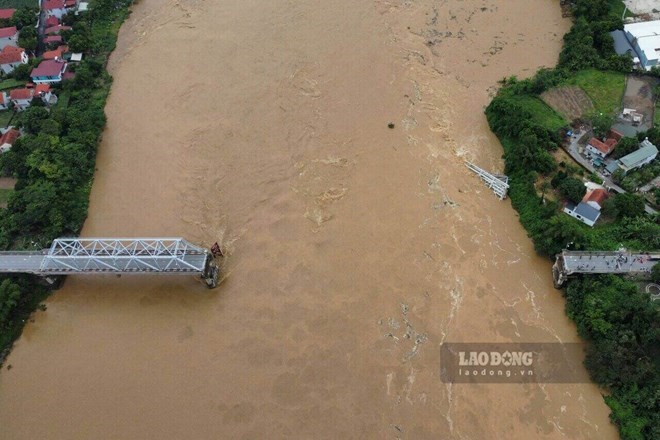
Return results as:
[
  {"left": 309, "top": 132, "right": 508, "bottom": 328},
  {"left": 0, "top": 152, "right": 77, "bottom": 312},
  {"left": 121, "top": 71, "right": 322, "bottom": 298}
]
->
[{"left": 0, "top": 1, "right": 87, "bottom": 153}]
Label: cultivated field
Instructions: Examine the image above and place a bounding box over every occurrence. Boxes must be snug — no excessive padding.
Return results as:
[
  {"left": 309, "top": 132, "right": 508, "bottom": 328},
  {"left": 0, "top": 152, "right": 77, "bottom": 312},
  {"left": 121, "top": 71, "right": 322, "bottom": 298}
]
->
[{"left": 541, "top": 86, "right": 594, "bottom": 121}]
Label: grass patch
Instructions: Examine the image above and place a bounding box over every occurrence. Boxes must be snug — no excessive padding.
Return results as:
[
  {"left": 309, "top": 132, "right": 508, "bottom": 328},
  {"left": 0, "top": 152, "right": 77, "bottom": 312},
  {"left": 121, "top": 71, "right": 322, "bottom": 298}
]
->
[
  {"left": 512, "top": 94, "right": 567, "bottom": 131},
  {"left": 0, "top": 78, "right": 23, "bottom": 91},
  {"left": 0, "top": 109, "right": 14, "bottom": 128},
  {"left": 655, "top": 101, "right": 660, "bottom": 127},
  {"left": 562, "top": 69, "right": 626, "bottom": 116},
  {"left": 0, "top": 0, "right": 35, "bottom": 8}
]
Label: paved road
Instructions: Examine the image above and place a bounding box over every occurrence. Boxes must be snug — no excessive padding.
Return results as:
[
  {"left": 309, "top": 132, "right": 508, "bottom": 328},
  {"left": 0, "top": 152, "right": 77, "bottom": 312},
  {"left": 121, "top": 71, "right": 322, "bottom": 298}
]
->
[{"left": 0, "top": 252, "right": 46, "bottom": 273}]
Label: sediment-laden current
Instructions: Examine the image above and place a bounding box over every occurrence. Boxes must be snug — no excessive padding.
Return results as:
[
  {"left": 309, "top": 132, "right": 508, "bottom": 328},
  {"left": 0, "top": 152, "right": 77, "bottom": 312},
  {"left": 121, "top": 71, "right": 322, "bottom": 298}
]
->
[{"left": 0, "top": 1, "right": 619, "bottom": 438}]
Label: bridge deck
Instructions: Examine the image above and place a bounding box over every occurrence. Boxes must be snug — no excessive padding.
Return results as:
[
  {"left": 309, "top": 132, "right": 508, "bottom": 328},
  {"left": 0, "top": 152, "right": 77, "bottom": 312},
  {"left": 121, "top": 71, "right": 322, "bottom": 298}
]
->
[
  {"left": 561, "top": 251, "right": 656, "bottom": 275},
  {"left": 0, "top": 251, "right": 46, "bottom": 274}
]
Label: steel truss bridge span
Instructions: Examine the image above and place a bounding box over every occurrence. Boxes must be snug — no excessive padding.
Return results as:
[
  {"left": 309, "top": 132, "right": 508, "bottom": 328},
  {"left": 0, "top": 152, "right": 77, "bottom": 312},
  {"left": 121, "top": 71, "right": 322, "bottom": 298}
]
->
[{"left": 0, "top": 238, "right": 221, "bottom": 288}]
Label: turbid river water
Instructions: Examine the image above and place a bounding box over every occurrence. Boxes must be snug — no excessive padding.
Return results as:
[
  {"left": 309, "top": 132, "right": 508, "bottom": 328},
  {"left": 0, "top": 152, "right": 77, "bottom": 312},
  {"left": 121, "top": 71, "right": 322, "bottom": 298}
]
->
[{"left": 0, "top": 1, "right": 619, "bottom": 438}]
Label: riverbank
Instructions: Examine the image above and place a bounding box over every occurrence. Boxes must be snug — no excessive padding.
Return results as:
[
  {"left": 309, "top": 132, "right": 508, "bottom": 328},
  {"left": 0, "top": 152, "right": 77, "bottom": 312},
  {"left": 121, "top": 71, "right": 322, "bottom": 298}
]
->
[
  {"left": 0, "top": 1, "right": 619, "bottom": 438},
  {"left": 485, "top": 2, "right": 660, "bottom": 439}
]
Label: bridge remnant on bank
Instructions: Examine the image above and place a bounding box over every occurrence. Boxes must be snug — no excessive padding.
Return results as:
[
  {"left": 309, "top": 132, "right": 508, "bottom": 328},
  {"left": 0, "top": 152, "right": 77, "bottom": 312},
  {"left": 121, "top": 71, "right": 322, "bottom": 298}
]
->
[
  {"left": 0, "top": 238, "right": 221, "bottom": 288},
  {"left": 465, "top": 162, "right": 509, "bottom": 200},
  {"left": 552, "top": 250, "right": 658, "bottom": 288}
]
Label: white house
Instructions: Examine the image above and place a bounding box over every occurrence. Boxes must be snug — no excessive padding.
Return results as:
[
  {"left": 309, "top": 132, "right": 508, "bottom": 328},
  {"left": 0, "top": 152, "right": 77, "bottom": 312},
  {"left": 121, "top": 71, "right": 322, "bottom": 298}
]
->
[
  {"left": 44, "top": 0, "right": 67, "bottom": 20},
  {"left": 9, "top": 88, "right": 33, "bottom": 111},
  {"left": 30, "top": 59, "right": 67, "bottom": 84},
  {"left": 585, "top": 137, "right": 617, "bottom": 158},
  {"left": 0, "top": 26, "right": 18, "bottom": 50},
  {"left": 564, "top": 201, "right": 601, "bottom": 227},
  {"left": 0, "top": 45, "right": 28, "bottom": 74},
  {"left": 624, "top": 20, "right": 660, "bottom": 71}
]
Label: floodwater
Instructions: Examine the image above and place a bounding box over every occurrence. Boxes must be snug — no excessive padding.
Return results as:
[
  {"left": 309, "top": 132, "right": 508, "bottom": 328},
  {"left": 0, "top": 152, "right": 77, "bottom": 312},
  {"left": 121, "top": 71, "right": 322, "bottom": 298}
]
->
[{"left": 0, "top": 1, "right": 618, "bottom": 438}]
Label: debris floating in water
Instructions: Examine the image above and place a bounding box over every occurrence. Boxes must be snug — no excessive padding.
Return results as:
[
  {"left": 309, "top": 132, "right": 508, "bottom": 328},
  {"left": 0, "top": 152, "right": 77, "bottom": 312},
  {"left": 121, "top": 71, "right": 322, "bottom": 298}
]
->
[{"left": 388, "top": 122, "right": 395, "bottom": 129}]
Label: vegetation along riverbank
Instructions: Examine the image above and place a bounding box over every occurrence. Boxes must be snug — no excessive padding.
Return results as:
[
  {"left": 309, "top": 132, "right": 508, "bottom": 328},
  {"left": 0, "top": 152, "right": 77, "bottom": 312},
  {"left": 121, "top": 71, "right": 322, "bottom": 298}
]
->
[
  {"left": 486, "top": 1, "right": 659, "bottom": 439},
  {"left": 0, "top": 1, "right": 135, "bottom": 363}
]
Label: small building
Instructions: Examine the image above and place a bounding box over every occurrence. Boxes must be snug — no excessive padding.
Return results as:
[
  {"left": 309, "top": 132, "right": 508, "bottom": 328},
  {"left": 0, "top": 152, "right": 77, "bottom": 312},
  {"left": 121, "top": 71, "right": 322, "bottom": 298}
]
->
[
  {"left": 44, "top": 25, "right": 72, "bottom": 35},
  {"left": 0, "top": 128, "right": 20, "bottom": 153},
  {"left": 65, "top": 0, "right": 78, "bottom": 9},
  {"left": 42, "top": 45, "right": 68, "bottom": 60},
  {"left": 0, "top": 91, "right": 9, "bottom": 111},
  {"left": 30, "top": 59, "right": 67, "bottom": 83},
  {"left": 76, "top": 2, "right": 89, "bottom": 14},
  {"left": 0, "top": 9, "right": 16, "bottom": 21},
  {"left": 44, "top": 35, "right": 63, "bottom": 46},
  {"left": 0, "top": 45, "right": 27, "bottom": 74},
  {"left": 45, "top": 16, "right": 59, "bottom": 28},
  {"left": 564, "top": 201, "right": 601, "bottom": 227},
  {"left": 9, "top": 88, "right": 33, "bottom": 111},
  {"left": 0, "top": 26, "right": 18, "bottom": 50},
  {"left": 618, "top": 139, "right": 658, "bottom": 174},
  {"left": 34, "top": 83, "right": 57, "bottom": 106},
  {"left": 44, "top": 0, "right": 67, "bottom": 19},
  {"left": 582, "top": 189, "right": 609, "bottom": 211},
  {"left": 586, "top": 137, "right": 617, "bottom": 158}
]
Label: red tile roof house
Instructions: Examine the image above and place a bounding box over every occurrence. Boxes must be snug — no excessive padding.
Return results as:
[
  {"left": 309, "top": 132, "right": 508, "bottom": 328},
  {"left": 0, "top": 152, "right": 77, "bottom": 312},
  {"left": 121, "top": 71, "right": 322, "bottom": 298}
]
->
[
  {"left": 0, "top": 9, "right": 16, "bottom": 21},
  {"left": 9, "top": 87, "right": 34, "bottom": 111},
  {"left": 34, "top": 83, "right": 57, "bottom": 106},
  {"left": 0, "top": 26, "right": 18, "bottom": 50},
  {"left": 44, "top": 25, "right": 72, "bottom": 35},
  {"left": 44, "top": 0, "right": 67, "bottom": 20},
  {"left": 582, "top": 188, "right": 610, "bottom": 211},
  {"left": 0, "top": 128, "right": 20, "bottom": 153},
  {"left": 30, "top": 59, "right": 67, "bottom": 84},
  {"left": 42, "top": 45, "right": 68, "bottom": 60},
  {"left": 585, "top": 136, "right": 617, "bottom": 159},
  {"left": 45, "top": 16, "right": 59, "bottom": 28},
  {"left": 43, "top": 35, "right": 63, "bottom": 46},
  {"left": 0, "top": 45, "right": 28, "bottom": 74}
]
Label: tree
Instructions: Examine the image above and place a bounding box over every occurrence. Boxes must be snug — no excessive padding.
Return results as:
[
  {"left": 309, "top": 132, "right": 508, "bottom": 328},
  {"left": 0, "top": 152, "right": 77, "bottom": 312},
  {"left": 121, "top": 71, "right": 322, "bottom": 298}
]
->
[
  {"left": 559, "top": 177, "right": 586, "bottom": 204},
  {"left": 0, "top": 279, "right": 21, "bottom": 328},
  {"left": 10, "top": 63, "right": 31, "bottom": 81},
  {"left": 652, "top": 264, "right": 660, "bottom": 284},
  {"left": 17, "top": 26, "right": 37, "bottom": 52},
  {"left": 10, "top": 7, "right": 38, "bottom": 30},
  {"left": 607, "top": 193, "right": 646, "bottom": 220},
  {"left": 591, "top": 112, "right": 613, "bottom": 139},
  {"left": 612, "top": 137, "right": 639, "bottom": 160}
]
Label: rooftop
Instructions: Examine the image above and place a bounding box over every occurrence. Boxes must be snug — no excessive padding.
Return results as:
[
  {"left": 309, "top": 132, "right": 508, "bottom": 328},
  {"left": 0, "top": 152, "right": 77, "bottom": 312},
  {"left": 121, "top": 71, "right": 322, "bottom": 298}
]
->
[
  {"left": 0, "top": 45, "right": 24, "bottom": 65},
  {"left": 624, "top": 20, "right": 660, "bottom": 66},
  {"left": 588, "top": 137, "right": 617, "bottom": 155},
  {"left": 0, "top": 9, "right": 15, "bottom": 20},
  {"left": 44, "top": 25, "right": 72, "bottom": 35},
  {"left": 44, "top": 0, "right": 66, "bottom": 11},
  {"left": 619, "top": 140, "right": 658, "bottom": 168},
  {"left": 44, "top": 35, "right": 63, "bottom": 44},
  {"left": 0, "top": 128, "right": 19, "bottom": 146},
  {"left": 9, "top": 88, "right": 32, "bottom": 100},
  {"left": 566, "top": 201, "right": 600, "bottom": 222},
  {"left": 0, "top": 26, "right": 17, "bottom": 39},
  {"left": 582, "top": 189, "right": 609, "bottom": 206},
  {"left": 30, "top": 59, "right": 66, "bottom": 78}
]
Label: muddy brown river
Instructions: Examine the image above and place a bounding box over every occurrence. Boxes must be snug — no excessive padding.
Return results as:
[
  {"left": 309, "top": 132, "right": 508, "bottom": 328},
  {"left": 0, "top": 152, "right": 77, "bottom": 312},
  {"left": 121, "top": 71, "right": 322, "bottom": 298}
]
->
[{"left": 0, "top": 0, "right": 619, "bottom": 438}]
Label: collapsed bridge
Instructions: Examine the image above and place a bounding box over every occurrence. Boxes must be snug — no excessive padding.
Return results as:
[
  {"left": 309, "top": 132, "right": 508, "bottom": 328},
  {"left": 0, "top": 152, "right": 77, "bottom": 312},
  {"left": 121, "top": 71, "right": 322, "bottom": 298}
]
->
[
  {"left": 552, "top": 250, "right": 658, "bottom": 288},
  {"left": 0, "top": 238, "right": 221, "bottom": 288}
]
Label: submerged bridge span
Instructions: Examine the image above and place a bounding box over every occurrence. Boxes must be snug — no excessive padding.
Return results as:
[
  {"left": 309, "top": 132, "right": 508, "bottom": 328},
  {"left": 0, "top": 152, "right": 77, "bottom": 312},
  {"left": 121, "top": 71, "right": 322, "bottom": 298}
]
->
[{"left": 0, "top": 238, "right": 221, "bottom": 288}]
